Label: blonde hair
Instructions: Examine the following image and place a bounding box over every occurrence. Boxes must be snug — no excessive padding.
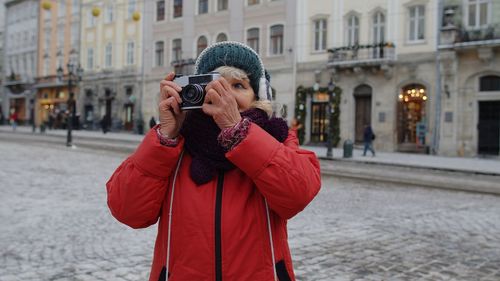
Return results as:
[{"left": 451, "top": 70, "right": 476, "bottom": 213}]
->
[{"left": 214, "top": 66, "right": 273, "bottom": 117}]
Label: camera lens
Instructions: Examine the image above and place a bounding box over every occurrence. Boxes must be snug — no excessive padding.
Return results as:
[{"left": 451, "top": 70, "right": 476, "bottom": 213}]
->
[{"left": 182, "top": 84, "right": 204, "bottom": 105}]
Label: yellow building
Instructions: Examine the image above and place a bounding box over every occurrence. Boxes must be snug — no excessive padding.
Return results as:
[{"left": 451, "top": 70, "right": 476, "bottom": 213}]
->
[
  {"left": 35, "top": 0, "right": 82, "bottom": 128},
  {"left": 79, "top": 0, "right": 143, "bottom": 131}
]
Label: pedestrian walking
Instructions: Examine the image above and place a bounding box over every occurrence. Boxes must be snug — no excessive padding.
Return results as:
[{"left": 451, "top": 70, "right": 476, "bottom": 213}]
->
[
  {"left": 363, "top": 124, "right": 376, "bottom": 156},
  {"left": 106, "top": 41, "right": 321, "bottom": 281},
  {"left": 100, "top": 114, "right": 110, "bottom": 134},
  {"left": 9, "top": 110, "right": 18, "bottom": 131},
  {"left": 149, "top": 116, "right": 157, "bottom": 129}
]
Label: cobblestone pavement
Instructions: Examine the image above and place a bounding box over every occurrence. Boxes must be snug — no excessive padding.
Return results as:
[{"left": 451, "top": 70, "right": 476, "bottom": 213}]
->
[{"left": 1, "top": 139, "right": 500, "bottom": 281}]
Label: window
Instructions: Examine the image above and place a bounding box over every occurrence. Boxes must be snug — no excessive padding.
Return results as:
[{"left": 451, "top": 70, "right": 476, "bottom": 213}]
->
[
  {"left": 72, "top": 0, "right": 79, "bottom": 14},
  {"left": 156, "top": 1, "right": 165, "bottom": 21},
  {"left": 43, "top": 57, "right": 50, "bottom": 76},
  {"left": 408, "top": 5, "right": 425, "bottom": 42},
  {"left": 373, "top": 12, "right": 385, "bottom": 43},
  {"left": 346, "top": 15, "right": 359, "bottom": 46},
  {"left": 216, "top": 33, "right": 228, "bottom": 42},
  {"left": 71, "top": 23, "right": 79, "bottom": 45},
  {"left": 87, "top": 9, "right": 96, "bottom": 27},
  {"left": 105, "top": 4, "right": 114, "bottom": 23},
  {"left": 197, "top": 36, "right": 208, "bottom": 56},
  {"left": 105, "top": 43, "right": 113, "bottom": 68},
  {"left": 247, "top": 28, "right": 260, "bottom": 53},
  {"left": 57, "top": 26, "right": 64, "bottom": 48},
  {"left": 128, "top": 0, "right": 136, "bottom": 19},
  {"left": 58, "top": 0, "right": 65, "bottom": 17},
  {"left": 174, "top": 0, "right": 183, "bottom": 18},
  {"left": 479, "top": 75, "right": 500, "bottom": 91},
  {"left": 248, "top": 0, "right": 260, "bottom": 5},
  {"left": 44, "top": 28, "right": 51, "bottom": 51},
  {"left": 87, "top": 48, "right": 94, "bottom": 69},
  {"left": 172, "top": 39, "right": 182, "bottom": 61},
  {"left": 127, "top": 42, "right": 135, "bottom": 65},
  {"left": 270, "top": 24, "right": 284, "bottom": 55},
  {"left": 155, "top": 41, "right": 164, "bottom": 66},
  {"left": 198, "top": 0, "right": 208, "bottom": 14},
  {"left": 218, "top": 0, "right": 228, "bottom": 11},
  {"left": 313, "top": 19, "right": 327, "bottom": 51},
  {"left": 44, "top": 9, "right": 51, "bottom": 21},
  {"left": 467, "top": 0, "right": 491, "bottom": 29}
]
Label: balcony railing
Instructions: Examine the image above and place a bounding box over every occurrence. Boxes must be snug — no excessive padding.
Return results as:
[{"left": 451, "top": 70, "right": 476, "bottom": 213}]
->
[
  {"left": 440, "top": 25, "right": 500, "bottom": 48},
  {"left": 327, "top": 43, "right": 396, "bottom": 67}
]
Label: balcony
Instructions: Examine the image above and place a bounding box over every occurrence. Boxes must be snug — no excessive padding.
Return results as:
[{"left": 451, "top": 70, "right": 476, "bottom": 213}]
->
[
  {"left": 440, "top": 25, "right": 500, "bottom": 49},
  {"left": 327, "top": 43, "right": 396, "bottom": 68}
]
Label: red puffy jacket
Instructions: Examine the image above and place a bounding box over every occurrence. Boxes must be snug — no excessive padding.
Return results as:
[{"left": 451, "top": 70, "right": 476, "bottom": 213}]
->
[{"left": 106, "top": 124, "right": 321, "bottom": 281}]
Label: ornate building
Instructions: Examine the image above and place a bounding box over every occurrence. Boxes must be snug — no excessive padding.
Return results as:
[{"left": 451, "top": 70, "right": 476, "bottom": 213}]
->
[{"left": 79, "top": 0, "right": 143, "bottom": 132}]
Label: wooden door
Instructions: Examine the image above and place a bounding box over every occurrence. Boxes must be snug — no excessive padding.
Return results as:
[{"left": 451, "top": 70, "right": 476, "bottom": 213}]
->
[{"left": 355, "top": 96, "right": 372, "bottom": 143}]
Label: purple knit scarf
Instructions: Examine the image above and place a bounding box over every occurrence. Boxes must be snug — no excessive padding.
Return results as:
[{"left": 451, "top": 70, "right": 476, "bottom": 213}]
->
[{"left": 180, "top": 108, "right": 288, "bottom": 185}]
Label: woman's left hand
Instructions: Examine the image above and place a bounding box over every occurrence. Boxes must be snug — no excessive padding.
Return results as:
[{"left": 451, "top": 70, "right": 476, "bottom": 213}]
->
[{"left": 202, "top": 77, "right": 242, "bottom": 129}]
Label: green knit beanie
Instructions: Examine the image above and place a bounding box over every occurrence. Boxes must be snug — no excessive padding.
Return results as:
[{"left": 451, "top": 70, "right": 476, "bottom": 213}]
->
[{"left": 195, "top": 41, "right": 272, "bottom": 101}]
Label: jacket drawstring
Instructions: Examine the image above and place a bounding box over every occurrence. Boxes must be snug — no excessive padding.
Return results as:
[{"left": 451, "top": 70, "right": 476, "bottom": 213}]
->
[
  {"left": 166, "top": 150, "right": 184, "bottom": 279},
  {"left": 264, "top": 199, "right": 278, "bottom": 281}
]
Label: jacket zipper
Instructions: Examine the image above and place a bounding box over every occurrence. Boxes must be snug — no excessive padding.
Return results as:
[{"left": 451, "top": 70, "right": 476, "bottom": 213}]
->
[{"left": 215, "top": 171, "right": 224, "bottom": 281}]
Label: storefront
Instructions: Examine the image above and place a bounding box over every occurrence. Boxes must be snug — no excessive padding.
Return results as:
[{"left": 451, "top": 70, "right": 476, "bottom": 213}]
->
[{"left": 34, "top": 78, "right": 78, "bottom": 129}]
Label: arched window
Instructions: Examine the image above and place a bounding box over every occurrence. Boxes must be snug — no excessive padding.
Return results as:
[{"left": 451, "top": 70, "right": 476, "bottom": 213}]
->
[
  {"left": 197, "top": 36, "right": 208, "bottom": 56},
  {"left": 480, "top": 75, "right": 500, "bottom": 91},
  {"left": 372, "top": 12, "right": 385, "bottom": 44},
  {"left": 216, "top": 33, "right": 228, "bottom": 42},
  {"left": 346, "top": 15, "right": 359, "bottom": 46}
]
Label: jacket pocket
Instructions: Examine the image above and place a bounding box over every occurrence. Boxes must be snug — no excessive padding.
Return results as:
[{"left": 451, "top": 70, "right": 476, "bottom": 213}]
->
[{"left": 275, "top": 260, "right": 292, "bottom": 281}]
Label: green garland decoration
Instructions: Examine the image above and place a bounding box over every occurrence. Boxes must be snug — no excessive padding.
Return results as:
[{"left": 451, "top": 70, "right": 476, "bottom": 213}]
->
[{"left": 294, "top": 85, "right": 342, "bottom": 146}]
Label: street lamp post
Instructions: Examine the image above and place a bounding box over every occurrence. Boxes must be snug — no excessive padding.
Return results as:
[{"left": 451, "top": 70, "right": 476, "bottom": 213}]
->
[
  {"left": 57, "top": 62, "right": 83, "bottom": 147},
  {"left": 326, "top": 79, "right": 336, "bottom": 159}
]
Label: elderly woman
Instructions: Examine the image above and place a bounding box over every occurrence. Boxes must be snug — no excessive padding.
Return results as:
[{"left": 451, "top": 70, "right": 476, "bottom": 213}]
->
[{"left": 106, "top": 41, "right": 321, "bottom": 281}]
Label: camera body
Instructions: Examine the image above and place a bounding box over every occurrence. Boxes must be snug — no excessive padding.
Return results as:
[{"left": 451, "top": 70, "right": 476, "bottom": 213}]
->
[{"left": 173, "top": 73, "right": 221, "bottom": 110}]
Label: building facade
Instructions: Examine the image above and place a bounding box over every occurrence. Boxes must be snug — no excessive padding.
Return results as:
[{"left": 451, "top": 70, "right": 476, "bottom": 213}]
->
[
  {"left": 80, "top": 0, "right": 143, "bottom": 132},
  {"left": 295, "top": 0, "right": 439, "bottom": 154},
  {"left": 1, "top": 0, "right": 39, "bottom": 126},
  {"left": 141, "top": 0, "right": 297, "bottom": 126},
  {"left": 294, "top": 0, "right": 500, "bottom": 157},
  {"left": 438, "top": 0, "right": 500, "bottom": 157},
  {"left": 34, "top": 0, "right": 82, "bottom": 129}
]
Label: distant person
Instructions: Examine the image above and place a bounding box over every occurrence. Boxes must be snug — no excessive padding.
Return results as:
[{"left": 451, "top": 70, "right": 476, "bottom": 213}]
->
[
  {"left": 100, "top": 115, "right": 110, "bottom": 134},
  {"left": 0, "top": 108, "right": 4, "bottom": 125},
  {"left": 363, "top": 124, "right": 376, "bottom": 157},
  {"left": 149, "top": 116, "right": 157, "bottom": 129},
  {"left": 9, "top": 111, "right": 18, "bottom": 131}
]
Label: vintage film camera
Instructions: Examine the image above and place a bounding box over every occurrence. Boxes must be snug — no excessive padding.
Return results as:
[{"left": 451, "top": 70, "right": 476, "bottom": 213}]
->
[{"left": 173, "top": 72, "right": 221, "bottom": 110}]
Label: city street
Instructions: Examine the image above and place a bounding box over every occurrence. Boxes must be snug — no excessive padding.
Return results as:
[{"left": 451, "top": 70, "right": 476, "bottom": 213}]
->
[{"left": 1, "top": 138, "right": 500, "bottom": 281}]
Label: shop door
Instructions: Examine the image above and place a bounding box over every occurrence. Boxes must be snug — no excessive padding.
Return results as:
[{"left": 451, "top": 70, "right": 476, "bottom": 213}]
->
[
  {"left": 478, "top": 101, "right": 500, "bottom": 155},
  {"left": 355, "top": 96, "right": 372, "bottom": 143},
  {"left": 310, "top": 102, "right": 328, "bottom": 143}
]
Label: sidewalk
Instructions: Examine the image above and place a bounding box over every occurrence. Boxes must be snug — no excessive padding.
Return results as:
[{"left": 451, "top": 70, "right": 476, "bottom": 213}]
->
[{"left": 1, "top": 125, "right": 499, "bottom": 176}]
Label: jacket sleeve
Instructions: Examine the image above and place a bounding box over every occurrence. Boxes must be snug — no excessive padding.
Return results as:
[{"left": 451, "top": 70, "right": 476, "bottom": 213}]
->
[
  {"left": 106, "top": 128, "right": 184, "bottom": 229},
  {"left": 226, "top": 124, "right": 321, "bottom": 220}
]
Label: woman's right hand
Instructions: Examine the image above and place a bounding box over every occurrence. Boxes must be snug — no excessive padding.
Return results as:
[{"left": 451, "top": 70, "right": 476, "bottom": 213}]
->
[{"left": 158, "top": 72, "right": 186, "bottom": 138}]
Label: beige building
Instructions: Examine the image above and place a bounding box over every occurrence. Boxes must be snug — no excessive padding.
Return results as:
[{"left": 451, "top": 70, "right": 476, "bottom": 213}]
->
[
  {"left": 141, "top": 0, "right": 297, "bottom": 126},
  {"left": 34, "top": 0, "right": 82, "bottom": 128},
  {"left": 295, "top": 0, "right": 440, "bottom": 154},
  {"left": 79, "top": 0, "right": 143, "bottom": 131}
]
